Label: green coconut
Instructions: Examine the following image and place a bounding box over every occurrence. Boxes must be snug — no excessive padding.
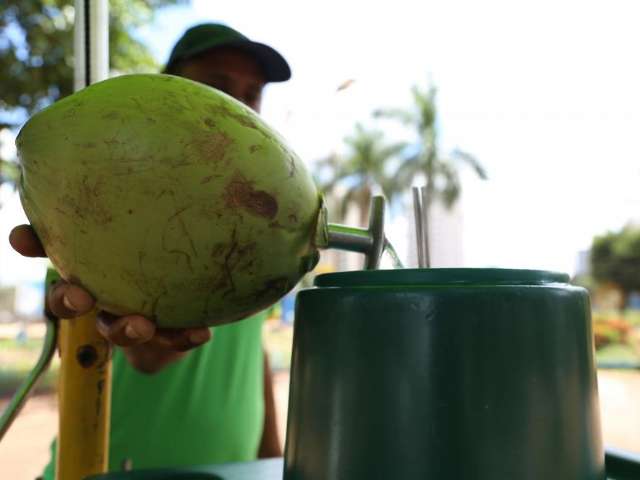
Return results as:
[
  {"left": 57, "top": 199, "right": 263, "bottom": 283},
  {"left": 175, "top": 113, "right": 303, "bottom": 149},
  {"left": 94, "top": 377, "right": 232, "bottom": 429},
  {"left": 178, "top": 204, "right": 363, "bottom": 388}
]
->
[{"left": 16, "top": 74, "right": 322, "bottom": 328}]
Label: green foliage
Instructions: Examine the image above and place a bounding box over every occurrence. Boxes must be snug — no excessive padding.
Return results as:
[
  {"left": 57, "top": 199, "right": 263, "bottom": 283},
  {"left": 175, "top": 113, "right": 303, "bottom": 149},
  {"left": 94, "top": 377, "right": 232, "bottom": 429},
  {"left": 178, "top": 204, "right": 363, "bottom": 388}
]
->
[
  {"left": 0, "top": 159, "right": 20, "bottom": 186},
  {"left": 0, "top": 337, "right": 59, "bottom": 397},
  {"left": 0, "top": 0, "right": 187, "bottom": 194},
  {"left": 0, "top": 367, "right": 58, "bottom": 398},
  {"left": 572, "top": 273, "right": 595, "bottom": 292},
  {"left": 375, "top": 83, "right": 487, "bottom": 210},
  {"left": 1, "top": 1, "right": 74, "bottom": 121},
  {"left": 317, "top": 123, "right": 406, "bottom": 224},
  {"left": 0, "top": 0, "right": 186, "bottom": 126},
  {"left": 624, "top": 309, "right": 640, "bottom": 326},
  {"left": 108, "top": 0, "right": 186, "bottom": 74},
  {"left": 317, "top": 82, "right": 487, "bottom": 227},
  {"left": 591, "top": 226, "right": 640, "bottom": 295},
  {"left": 596, "top": 343, "right": 640, "bottom": 366},
  {"left": 592, "top": 310, "right": 640, "bottom": 367}
]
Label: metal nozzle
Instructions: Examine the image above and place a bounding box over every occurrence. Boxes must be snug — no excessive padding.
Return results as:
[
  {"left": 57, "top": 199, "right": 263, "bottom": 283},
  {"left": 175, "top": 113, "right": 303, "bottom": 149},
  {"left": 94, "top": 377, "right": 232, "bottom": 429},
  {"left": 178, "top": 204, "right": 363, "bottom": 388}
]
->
[{"left": 316, "top": 196, "right": 386, "bottom": 270}]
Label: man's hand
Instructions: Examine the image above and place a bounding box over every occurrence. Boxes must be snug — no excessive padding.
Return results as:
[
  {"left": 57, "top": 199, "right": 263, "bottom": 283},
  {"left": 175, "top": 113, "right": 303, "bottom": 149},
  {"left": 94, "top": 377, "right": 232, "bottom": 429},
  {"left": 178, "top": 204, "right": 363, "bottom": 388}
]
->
[{"left": 9, "top": 224, "right": 212, "bottom": 372}]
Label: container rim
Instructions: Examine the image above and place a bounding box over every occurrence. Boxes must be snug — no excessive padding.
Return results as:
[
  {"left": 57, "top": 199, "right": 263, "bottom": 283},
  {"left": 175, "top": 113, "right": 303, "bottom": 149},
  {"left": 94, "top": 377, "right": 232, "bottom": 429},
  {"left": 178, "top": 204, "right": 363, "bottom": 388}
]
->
[{"left": 313, "top": 268, "right": 570, "bottom": 288}]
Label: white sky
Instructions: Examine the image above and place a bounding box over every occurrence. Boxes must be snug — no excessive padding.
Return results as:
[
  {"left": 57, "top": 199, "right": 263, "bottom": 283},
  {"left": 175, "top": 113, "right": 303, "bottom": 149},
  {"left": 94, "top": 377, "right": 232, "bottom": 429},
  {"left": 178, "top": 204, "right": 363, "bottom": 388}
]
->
[
  {"left": 2, "top": 0, "right": 640, "bottom": 286},
  {"left": 138, "top": 0, "right": 640, "bottom": 274}
]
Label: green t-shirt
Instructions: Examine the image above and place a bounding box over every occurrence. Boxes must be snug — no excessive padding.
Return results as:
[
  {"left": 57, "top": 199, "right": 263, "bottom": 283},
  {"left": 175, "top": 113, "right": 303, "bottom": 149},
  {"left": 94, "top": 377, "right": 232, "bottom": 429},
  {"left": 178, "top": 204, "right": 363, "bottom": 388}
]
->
[{"left": 42, "top": 312, "right": 265, "bottom": 478}]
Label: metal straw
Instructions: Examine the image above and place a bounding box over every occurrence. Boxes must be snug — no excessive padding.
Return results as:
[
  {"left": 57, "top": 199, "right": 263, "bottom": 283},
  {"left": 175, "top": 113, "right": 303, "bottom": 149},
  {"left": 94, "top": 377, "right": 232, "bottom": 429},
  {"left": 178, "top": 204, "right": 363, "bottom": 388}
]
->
[
  {"left": 412, "top": 187, "right": 425, "bottom": 267},
  {"left": 420, "top": 186, "right": 431, "bottom": 268},
  {"left": 412, "top": 186, "right": 431, "bottom": 268}
]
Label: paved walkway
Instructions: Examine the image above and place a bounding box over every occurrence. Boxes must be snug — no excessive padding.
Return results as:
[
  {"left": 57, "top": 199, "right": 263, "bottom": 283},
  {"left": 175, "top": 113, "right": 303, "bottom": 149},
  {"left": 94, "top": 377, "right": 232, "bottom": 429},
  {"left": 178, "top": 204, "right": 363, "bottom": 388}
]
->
[{"left": 599, "top": 370, "right": 640, "bottom": 452}]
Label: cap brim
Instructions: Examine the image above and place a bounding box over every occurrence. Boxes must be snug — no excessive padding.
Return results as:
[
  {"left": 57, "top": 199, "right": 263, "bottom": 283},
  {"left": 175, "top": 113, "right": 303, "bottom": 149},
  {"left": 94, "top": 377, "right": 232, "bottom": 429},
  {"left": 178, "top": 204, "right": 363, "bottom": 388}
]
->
[{"left": 224, "top": 40, "right": 291, "bottom": 82}]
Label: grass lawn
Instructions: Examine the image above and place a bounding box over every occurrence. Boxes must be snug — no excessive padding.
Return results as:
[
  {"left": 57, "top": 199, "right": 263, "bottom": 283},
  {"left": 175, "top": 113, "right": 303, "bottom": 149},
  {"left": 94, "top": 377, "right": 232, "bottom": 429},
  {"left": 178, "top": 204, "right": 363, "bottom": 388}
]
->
[
  {"left": 0, "top": 337, "right": 59, "bottom": 398},
  {"left": 597, "top": 343, "right": 640, "bottom": 366}
]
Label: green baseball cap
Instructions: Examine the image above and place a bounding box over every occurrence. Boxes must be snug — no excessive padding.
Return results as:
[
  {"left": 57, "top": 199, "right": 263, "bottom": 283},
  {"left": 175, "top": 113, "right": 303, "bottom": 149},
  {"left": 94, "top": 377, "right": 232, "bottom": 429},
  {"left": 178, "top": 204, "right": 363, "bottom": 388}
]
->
[{"left": 164, "top": 23, "right": 291, "bottom": 82}]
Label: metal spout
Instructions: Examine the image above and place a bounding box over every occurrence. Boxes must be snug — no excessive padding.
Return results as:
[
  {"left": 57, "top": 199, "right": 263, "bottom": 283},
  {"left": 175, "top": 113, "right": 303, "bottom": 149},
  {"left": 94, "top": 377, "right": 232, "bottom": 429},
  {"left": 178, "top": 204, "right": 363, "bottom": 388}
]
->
[{"left": 316, "top": 196, "right": 386, "bottom": 270}]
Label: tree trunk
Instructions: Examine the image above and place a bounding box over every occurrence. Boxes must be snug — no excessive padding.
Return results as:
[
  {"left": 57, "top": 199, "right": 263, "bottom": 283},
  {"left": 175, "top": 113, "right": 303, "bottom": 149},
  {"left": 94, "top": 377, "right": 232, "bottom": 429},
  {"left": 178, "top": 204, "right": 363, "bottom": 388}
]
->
[{"left": 359, "top": 186, "right": 372, "bottom": 228}]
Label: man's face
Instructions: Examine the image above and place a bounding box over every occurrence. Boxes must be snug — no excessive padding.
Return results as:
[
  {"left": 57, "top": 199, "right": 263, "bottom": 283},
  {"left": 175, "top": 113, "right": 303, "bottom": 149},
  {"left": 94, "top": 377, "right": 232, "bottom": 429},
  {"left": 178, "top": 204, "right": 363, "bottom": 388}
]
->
[{"left": 178, "top": 47, "right": 267, "bottom": 112}]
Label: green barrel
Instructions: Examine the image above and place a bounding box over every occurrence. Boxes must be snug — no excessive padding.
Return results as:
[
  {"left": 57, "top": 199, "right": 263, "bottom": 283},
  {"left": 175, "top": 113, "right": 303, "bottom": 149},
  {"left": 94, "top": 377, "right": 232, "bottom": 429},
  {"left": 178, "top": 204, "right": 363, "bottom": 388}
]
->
[{"left": 284, "top": 269, "right": 605, "bottom": 480}]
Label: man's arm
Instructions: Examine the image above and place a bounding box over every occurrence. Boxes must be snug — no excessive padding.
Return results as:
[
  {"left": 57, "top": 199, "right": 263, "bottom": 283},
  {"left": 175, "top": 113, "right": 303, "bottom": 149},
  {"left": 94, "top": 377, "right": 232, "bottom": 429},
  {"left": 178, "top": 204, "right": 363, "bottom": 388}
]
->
[{"left": 258, "top": 350, "right": 283, "bottom": 458}]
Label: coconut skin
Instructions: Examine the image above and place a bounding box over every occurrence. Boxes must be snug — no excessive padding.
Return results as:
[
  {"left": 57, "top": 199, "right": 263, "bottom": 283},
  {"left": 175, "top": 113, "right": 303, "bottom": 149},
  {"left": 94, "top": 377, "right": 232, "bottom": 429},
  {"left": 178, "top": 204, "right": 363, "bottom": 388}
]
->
[{"left": 17, "top": 74, "right": 321, "bottom": 328}]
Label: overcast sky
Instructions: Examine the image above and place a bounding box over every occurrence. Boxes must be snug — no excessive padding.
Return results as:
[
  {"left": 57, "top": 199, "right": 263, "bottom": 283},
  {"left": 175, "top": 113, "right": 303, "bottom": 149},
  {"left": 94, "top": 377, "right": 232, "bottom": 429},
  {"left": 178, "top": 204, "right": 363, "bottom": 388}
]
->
[{"left": 2, "top": 0, "right": 640, "bottom": 287}]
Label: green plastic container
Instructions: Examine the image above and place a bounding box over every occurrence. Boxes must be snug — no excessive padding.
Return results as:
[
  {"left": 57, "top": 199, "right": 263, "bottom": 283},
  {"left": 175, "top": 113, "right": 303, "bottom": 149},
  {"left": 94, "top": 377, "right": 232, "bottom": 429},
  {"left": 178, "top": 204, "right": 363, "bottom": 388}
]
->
[
  {"left": 84, "top": 452, "right": 640, "bottom": 479},
  {"left": 90, "top": 269, "right": 640, "bottom": 480},
  {"left": 284, "top": 269, "right": 605, "bottom": 479}
]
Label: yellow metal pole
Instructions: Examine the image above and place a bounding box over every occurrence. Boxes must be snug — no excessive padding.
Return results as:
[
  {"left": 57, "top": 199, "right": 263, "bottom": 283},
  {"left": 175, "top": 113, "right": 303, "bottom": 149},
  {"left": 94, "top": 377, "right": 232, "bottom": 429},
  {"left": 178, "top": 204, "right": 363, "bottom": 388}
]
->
[
  {"left": 55, "top": 0, "right": 112, "bottom": 474},
  {"left": 55, "top": 1, "right": 112, "bottom": 478},
  {"left": 55, "top": 310, "right": 112, "bottom": 480}
]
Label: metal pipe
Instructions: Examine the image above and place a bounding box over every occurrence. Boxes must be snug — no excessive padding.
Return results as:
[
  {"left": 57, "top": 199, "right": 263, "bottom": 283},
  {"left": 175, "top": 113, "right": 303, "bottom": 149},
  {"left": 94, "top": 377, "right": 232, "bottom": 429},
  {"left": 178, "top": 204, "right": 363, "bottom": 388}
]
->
[
  {"left": 327, "top": 224, "right": 372, "bottom": 253},
  {"left": 73, "top": 0, "right": 108, "bottom": 90},
  {"left": 412, "top": 187, "right": 425, "bottom": 268},
  {"left": 420, "top": 186, "right": 431, "bottom": 268},
  {"left": 364, "top": 196, "right": 385, "bottom": 270},
  {"left": 0, "top": 318, "right": 58, "bottom": 442},
  {"left": 324, "top": 196, "right": 386, "bottom": 270}
]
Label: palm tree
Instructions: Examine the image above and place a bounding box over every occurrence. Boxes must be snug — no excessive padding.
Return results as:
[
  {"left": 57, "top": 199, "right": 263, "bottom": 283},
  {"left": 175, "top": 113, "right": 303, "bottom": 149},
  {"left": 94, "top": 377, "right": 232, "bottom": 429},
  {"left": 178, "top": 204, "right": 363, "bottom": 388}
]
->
[
  {"left": 317, "top": 123, "right": 406, "bottom": 227},
  {"left": 375, "top": 83, "right": 487, "bottom": 264}
]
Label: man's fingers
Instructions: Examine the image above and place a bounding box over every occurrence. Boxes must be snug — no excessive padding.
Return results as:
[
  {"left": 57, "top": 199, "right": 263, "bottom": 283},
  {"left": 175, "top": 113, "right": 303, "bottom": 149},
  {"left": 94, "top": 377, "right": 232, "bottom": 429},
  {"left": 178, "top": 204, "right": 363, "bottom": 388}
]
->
[
  {"left": 152, "top": 327, "right": 212, "bottom": 352},
  {"left": 9, "top": 225, "right": 46, "bottom": 257},
  {"left": 9, "top": 221, "right": 213, "bottom": 353},
  {"left": 48, "top": 282, "right": 96, "bottom": 318},
  {"left": 96, "top": 314, "right": 211, "bottom": 351},
  {"left": 96, "top": 313, "right": 156, "bottom": 347}
]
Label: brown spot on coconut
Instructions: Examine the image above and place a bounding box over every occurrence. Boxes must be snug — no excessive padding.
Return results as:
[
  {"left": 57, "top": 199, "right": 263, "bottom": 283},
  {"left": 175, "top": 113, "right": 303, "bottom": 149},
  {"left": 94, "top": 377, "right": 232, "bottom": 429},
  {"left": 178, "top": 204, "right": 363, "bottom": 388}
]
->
[{"left": 224, "top": 175, "right": 278, "bottom": 220}]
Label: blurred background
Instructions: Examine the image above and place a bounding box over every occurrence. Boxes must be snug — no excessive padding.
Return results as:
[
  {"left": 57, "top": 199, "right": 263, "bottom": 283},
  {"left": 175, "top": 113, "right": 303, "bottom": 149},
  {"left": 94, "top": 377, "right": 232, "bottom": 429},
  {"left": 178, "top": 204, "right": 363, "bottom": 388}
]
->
[{"left": 2, "top": 0, "right": 640, "bottom": 478}]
